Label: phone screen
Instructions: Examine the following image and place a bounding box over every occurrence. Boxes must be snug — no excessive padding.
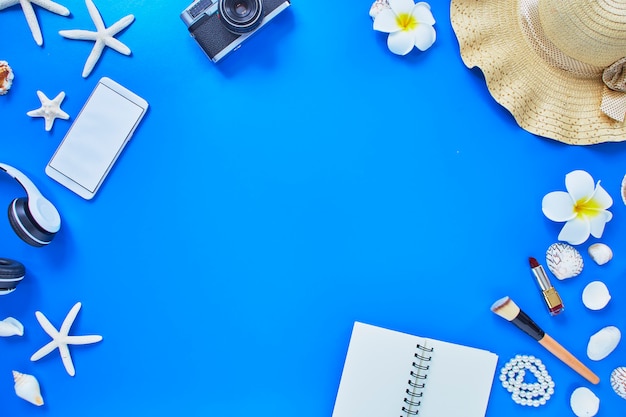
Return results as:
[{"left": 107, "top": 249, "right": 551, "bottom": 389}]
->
[{"left": 47, "top": 79, "right": 147, "bottom": 198}]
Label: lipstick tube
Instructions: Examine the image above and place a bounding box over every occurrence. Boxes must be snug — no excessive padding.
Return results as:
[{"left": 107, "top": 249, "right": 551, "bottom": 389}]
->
[{"left": 529, "top": 257, "right": 564, "bottom": 316}]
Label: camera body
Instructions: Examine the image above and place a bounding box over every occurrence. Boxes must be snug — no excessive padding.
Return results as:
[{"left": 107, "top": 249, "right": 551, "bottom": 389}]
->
[{"left": 181, "top": 0, "right": 291, "bottom": 63}]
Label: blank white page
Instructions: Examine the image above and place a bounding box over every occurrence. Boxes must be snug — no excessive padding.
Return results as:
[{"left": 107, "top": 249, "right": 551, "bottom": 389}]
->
[{"left": 332, "top": 322, "right": 498, "bottom": 417}]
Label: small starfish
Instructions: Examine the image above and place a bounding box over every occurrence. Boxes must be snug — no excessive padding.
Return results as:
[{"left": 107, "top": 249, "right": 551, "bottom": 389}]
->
[
  {"left": 0, "top": 0, "right": 70, "bottom": 46},
  {"left": 59, "top": 0, "right": 134, "bottom": 78},
  {"left": 26, "top": 90, "right": 70, "bottom": 131},
  {"left": 30, "top": 302, "right": 102, "bottom": 376}
]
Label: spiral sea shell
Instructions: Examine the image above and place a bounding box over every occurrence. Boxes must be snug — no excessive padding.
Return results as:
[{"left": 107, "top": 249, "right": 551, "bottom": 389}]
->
[
  {"left": 545, "top": 243, "right": 583, "bottom": 280},
  {"left": 12, "top": 371, "right": 44, "bottom": 406},
  {"left": 610, "top": 367, "right": 626, "bottom": 400}
]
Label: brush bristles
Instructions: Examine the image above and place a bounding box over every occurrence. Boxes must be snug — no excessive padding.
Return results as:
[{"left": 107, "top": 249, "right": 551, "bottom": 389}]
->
[{"left": 491, "top": 296, "right": 520, "bottom": 321}]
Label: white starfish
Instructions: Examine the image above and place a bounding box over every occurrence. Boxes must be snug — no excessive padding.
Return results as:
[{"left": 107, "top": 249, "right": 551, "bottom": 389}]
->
[
  {"left": 0, "top": 0, "right": 70, "bottom": 46},
  {"left": 59, "top": 0, "right": 134, "bottom": 78},
  {"left": 30, "top": 302, "right": 102, "bottom": 376},
  {"left": 26, "top": 90, "right": 70, "bottom": 131}
]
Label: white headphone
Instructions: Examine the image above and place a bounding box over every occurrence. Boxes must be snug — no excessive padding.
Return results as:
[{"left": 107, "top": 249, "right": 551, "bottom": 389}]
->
[{"left": 0, "top": 163, "right": 60, "bottom": 247}]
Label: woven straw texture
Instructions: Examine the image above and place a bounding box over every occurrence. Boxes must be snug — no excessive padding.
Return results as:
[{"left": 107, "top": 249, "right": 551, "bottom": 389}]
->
[{"left": 450, "top": 0, "right": 626, "bottom": 145}]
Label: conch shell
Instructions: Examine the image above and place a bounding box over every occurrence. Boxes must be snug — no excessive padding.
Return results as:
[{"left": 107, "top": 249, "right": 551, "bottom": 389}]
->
[
  {"left": 0, "top": 61, "right": 14, "bottom": 95},
  {"left": 0, "top": 317, "right": 23, "bottom": 336},
  {"left": 12, "top": 371, "right": 44, "bottom": 406}
]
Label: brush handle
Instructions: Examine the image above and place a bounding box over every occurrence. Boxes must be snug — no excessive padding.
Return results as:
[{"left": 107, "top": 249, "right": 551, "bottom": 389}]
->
[{"left": 539, "top": 334, "right": 599, "bottom": 384}]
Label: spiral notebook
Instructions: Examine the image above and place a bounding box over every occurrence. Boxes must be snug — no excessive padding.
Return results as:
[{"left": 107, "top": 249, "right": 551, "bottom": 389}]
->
[{"left": 332, "top": 322, "right": 498, "bottom": 417}]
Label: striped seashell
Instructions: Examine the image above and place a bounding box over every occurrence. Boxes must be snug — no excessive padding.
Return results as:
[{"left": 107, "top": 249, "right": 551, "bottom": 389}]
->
[
  {"left": 546, "top": 243, "right": 583, "bottom": 280},
  {"left": 611, "top": 367, "right": 626, "bottom": 400}
]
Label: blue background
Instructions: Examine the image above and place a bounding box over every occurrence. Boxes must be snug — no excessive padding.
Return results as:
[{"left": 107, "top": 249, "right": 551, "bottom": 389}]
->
[{"left": 1, "top": 0, "right": 626, "bottom": 415}]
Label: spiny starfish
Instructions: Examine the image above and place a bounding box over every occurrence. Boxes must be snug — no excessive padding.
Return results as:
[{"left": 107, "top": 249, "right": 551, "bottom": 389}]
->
[
  {"left": 0, "top": 0, "right": 70, "bottom": 46},
  {"left": 30, "top": 302, "right": 102, "bottom": 376},
  {"left": 26, "top": 90, "right": 70, "bottom": 131},
  {"left": 59, "top": 0, "right": 134, "bottom": 78}
]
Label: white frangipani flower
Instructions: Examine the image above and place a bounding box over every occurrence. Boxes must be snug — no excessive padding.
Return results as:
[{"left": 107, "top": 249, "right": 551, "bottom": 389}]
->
[
  {"left": 373, "top": 0, "right": 436, "bottom": 56},
  {"left": 542, "top": 170, "right": 613, "bottom": 245}
]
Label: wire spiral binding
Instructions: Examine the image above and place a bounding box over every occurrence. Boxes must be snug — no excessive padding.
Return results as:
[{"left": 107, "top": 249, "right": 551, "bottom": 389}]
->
[{"left": 401, "top": 343, "right": 433, "bottom": 416}]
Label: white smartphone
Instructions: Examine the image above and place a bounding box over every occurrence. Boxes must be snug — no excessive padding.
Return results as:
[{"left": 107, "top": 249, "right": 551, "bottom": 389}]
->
[{"left": 45, "top": 77, "right": 148, "bottom": 200}]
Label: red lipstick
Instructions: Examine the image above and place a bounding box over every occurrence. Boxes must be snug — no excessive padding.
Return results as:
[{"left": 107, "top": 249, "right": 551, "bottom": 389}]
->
[{"left": 529, "top": 257, "right": 564, "bottom": 316}]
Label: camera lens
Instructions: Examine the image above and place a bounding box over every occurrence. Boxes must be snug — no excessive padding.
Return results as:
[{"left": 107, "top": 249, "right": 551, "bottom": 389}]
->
[{"left": 219, "top": 0, "right": 263, "bottom": 34}]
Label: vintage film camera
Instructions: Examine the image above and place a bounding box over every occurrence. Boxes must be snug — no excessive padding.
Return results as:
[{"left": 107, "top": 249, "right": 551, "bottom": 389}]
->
[{"left": 181, "top": 0, "right": 291, "bottom": 63}]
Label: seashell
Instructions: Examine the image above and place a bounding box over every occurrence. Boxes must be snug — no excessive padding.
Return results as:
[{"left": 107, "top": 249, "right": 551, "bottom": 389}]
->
[
  {"left": 0, "top": 317, "right": 23, "bottom": 336},
  {"left": 369, "top": 0, "right": 390, "bottom": 19},
  {"left": 588, "top": 243, "right": 613, "bottom": 265},
  {"left": 570, "top": 387, "right": 600, "bottom": 417},
  {"left": 621, "top": 174, "right": 626, "bottom": 206},
  {"left": 12, "top": 371, "right": 44, "bottom": 406},
  {"left": 546, "top": 243, "right": 584, "bottom": 280},
  {"left": 587, "top": 326, "right": 621, "bottom": 361},
  {"left": 0, "top": 61, "right": 14, "bottom": 95},
  {"left": 582, "top": 281, "right": 611, "bottom": 310},
  {"left": 610, "top": 367, "right": 626, "bottom": 400}
]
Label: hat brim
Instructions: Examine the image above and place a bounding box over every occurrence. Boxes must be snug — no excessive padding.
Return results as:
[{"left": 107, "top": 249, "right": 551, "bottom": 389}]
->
[{"left": 450, "top": 0, "right": 626, "bottom": 145}]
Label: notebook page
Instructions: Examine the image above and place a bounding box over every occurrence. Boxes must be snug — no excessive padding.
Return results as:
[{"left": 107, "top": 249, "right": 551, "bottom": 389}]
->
[
  {"left": 331, "top": 322, "right": 426, "bottom": 417},
  {"left": 417, "top": 338, "right": 498, "bottom": 417}
]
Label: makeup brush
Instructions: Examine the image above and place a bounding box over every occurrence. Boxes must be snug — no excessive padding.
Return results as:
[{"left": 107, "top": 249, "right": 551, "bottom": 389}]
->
[{"left": 491, "top": 296, "right": 599, "bottom": 384}]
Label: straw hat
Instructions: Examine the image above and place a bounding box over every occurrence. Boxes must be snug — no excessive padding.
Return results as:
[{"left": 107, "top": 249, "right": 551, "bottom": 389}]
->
[{"left": 450, "top": 0, "right": 626, "bottom": 145}]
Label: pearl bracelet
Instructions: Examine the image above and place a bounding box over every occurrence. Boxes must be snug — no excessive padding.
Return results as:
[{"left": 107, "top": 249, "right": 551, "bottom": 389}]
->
[{"left": 499, "top": 355, "right": 555, "bottom": 407}]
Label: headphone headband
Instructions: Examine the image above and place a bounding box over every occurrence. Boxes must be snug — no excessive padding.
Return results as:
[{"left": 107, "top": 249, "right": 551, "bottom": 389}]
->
[
  {"left": 0, "top": 163, "right": 61, "bottom": 241},
  {"left": 0, "top": 163, "right": 43, "bottom": 199}
]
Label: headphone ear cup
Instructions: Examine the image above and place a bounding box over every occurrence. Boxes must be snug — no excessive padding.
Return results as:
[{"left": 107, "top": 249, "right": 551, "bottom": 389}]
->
[
  {"left": 0, "top": 258, "right": 25, "bottom": 294},
  {"left": 8, "top": 197, "right": 56, "bottom": 247}
]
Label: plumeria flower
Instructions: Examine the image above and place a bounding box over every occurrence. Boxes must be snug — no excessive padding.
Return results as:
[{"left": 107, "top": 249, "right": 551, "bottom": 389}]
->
[
  {"left": 372, "top": 0, "right": 436, "bottom": 56},
  {"left": 542, "top": 170, "right": 613, "bottom": 245}
]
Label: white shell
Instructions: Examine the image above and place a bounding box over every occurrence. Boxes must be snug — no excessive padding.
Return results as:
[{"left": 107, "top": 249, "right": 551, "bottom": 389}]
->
[
  {"left": 546, "top": 243, "right": 584, "bottom": 280},
  {"left": 0, "top": 317, "right": 23, "bottom": 336},
  {"left": 369, "top": 0, "right": 390, "bottom": 19},
  {"left": 621, "top": 174, "right": 626, "bottom": 206},
  {"left": 582, "top": 281, "right": 611, "bottom": 310},
  {"left": 570, "top": 387, "right": 600, "bottom": 417},
  {"left": 587, "top": 326, "right": 621, "bottom": 361},
  {"left": 12, "top": 371, "right": 44, "bottom": 406},
  {"left": 610, "top": 367, "right": 626, "bottom": 400},
  {"left": 0, "top": 61, "right": 14, "bottom": 95},
  {"left": 588, "top": 243, "right": 613, "bottom": 265}
]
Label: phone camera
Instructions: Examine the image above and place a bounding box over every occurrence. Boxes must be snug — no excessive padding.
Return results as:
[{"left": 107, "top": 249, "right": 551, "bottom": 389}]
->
[{"left": 219, "top": 0, "right": 263, "bottom": 33}]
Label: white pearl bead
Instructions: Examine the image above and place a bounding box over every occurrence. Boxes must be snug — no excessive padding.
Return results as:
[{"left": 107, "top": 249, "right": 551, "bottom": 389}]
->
[{"left": 499, "top": 355, "right": 553, "bottom": 407}]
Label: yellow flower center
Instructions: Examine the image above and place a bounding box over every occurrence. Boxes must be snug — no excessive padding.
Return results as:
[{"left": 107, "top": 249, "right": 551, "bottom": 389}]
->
[
  {"left": 574, "top": 197, "right": 603, "bottom": 218},
  {"left": 396, "top": 13, "right": 417, "bottom": 31}
]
